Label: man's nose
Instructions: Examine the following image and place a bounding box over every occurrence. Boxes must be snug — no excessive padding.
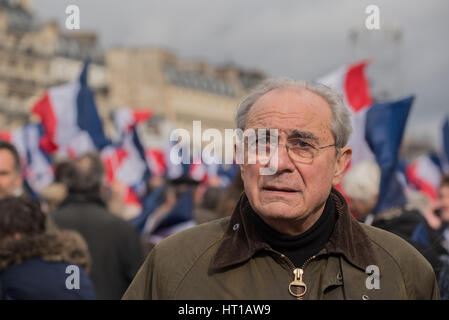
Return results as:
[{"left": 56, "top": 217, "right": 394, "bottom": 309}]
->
[{"left": 273, "top": 142, "right": 296, "bottom": 173}]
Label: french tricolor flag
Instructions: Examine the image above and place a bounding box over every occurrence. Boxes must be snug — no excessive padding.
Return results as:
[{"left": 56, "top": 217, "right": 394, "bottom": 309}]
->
[
  {"left": 319, "top": 61, "right": 414, "bottom": 215},
  {"left": 102, "top": 126, "right": 151, "bottom": 206},
  {"left": 145, "top": 148, "right": 166, "bottom": 177},
  {"left": 406, "top": 154, "right": 443, "bottom": 200},
  {"left": 318, "top": 60, "right": 374, "bottom": 164},
  {"left": 31, "top": 61, "right": 110, "bottom": 157},
  {"left": 109, "top": 108, "right": 152, "bottom": 189},
  {"left": 318, "top": 60, "right": 373, "bottom": 114},
  {"left": 113, "top": 108, "right": 153, "bottom": 138},
  {"left": 102, "top": 108, "right": 152, "bottom": 208},
  {"left": 406, "top": 118, "right": 449, "bottom": 200}
]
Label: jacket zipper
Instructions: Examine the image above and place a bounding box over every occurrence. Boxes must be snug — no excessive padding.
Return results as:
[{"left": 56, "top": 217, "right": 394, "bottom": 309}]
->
[{"left": 279, "top": 253, "right": 317, "bottom": 300}]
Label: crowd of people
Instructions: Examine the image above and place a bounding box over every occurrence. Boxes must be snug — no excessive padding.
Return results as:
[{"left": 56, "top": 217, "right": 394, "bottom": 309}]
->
[
  {"left": 0, "top": 140, "right": 241, "bottom": 299},
  {"left": 343, "top": 159, "right": 449, "bottom": 299}
]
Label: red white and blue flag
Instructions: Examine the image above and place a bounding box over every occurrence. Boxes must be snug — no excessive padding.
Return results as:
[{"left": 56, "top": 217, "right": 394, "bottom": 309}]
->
[
  {"left": 318, "top": 60, "right": 374, "bottom": 164},
  {"left": 406, "top": 154, "right": 443, "bottom": 200},
  {"left": 112, "top": 107, "right": 153, "bottom": 139},
  {"left": 406, "top": 118, "right": 449, "bottom": 199},
  {"left": 145, "top": 148, "right": 166, "bottom": 177},
  {"left": 32, "top": 61, "right": 110, "bottom": 158},
  {"left": 102, "top": 109, "right": 152, "bottom": 207},
  {"left": 319, "top": 61, "right": 414, "bottom": 214}
]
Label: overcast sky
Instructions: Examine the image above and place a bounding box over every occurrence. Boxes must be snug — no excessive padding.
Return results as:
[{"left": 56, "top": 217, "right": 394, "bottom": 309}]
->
[{"left": 33, "top": 0, "right": 449, "bottom": 144}]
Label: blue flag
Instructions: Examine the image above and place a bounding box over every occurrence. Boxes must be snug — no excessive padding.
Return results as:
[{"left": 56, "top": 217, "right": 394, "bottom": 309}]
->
[
  {"left": 365, "top": 96, "right": 414, "bottom": 214},
  {"left": 442, "top": 116, "right": 449, "bottom": 172},
  {"left": 77, "top": 60, "right": 110, "bottom": 150}
]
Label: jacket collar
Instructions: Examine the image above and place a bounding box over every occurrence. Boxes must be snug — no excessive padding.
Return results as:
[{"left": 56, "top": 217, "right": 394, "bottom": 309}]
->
[{"left": 209, "top": 188, "right": 378, "bottom": 273}]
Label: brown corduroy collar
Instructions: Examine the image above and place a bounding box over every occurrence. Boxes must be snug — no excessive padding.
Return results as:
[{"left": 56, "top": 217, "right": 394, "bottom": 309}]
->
[{"left": 209, "top": 188, "right": 378, "bottom": 273}]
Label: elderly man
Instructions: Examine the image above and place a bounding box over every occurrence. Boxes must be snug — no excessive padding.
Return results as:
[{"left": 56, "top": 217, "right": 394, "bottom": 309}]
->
[
  {"left": 123, "top": 78, "right": 439, "bottom": 300},
  {"left": 0, "top": 141, "right": 23, "bottom": 199}
]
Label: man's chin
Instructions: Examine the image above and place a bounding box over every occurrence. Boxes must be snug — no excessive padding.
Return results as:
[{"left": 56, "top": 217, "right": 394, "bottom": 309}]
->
[{"left": 255, "top": 202, "right": 305, "bottom": 221}]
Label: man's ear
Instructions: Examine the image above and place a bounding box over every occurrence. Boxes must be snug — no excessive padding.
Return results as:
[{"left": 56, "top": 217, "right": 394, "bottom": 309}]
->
[{"left": 332, "top": 146, "right": 352, "bottom": 186}]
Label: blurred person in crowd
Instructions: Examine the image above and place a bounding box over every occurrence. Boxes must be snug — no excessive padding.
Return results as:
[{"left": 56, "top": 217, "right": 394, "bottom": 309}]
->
[
  {"left": 412, "top": 175, "right": 449, "bottom": 254},
  {"left": 193, "top": 171, "right": 244, "bottom": 224},
  {"left": 51, "top": 153, "right": 144, "bottom": 300},
  {"left": 342, "top": 159, "right": 423, "bottom": 240},
  {"left": 194, "top": 186, "right": 223, "bottom": 224},
  {"left": 0, "top": 141, "right": 61, "bottom": 233},
  {"left": 147, "top": 175, "right": 165, "bottom": 195},
  {"left": 39, "top": 184, "right": 67, "bottom": 214},
  {"left": 104, "top": 180, "right": 133, "bottom": 220},
  {"left": 411, "top": 175, "right": 449, "bottom": 299},
  {"left": 142, "top": 177, "right": 198, "bottom": 238},
  {"left": 215, "top": 167, "right": 244, "bottom": 218},
  {"left": 123, "top": 78, "right": 438, "bottom": 299},
  {"left": 341, "top": 160, "right": 380, "bottom": 221},
  {"left": 0, "top": 141, "right": 23, "bottom": 199},
  {"left": 0, "top": 196, "right": 95, "bottom": 299}
]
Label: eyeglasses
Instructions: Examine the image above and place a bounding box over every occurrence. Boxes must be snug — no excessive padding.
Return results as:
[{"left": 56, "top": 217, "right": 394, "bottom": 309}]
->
[{"left": 245, "top": 137, "right": 335, "bottom": 164}]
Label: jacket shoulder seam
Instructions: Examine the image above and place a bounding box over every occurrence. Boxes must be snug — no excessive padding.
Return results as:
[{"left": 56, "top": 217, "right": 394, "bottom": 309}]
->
[{"left": 362, "top": 226, "right": 411, "bottom": 293}]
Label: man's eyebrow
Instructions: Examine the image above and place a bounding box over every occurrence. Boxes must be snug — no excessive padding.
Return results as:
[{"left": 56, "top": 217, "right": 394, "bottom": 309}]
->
[
  {"left": 287, "top": 129, "right": 319, "bottom": 143},
  {"left": 252, "top": 128, "right": 278, "bottom": 136}
]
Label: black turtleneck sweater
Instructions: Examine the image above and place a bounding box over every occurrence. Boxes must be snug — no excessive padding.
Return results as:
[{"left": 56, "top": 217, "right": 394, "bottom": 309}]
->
[{"left": 250, "top": 195, "right": 337, "bottom": 268}]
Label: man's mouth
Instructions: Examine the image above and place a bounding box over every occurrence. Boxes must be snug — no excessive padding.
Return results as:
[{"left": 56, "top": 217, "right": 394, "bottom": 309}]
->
[{"left": 262, "top": 185, "right": 298, "bottom": 193}]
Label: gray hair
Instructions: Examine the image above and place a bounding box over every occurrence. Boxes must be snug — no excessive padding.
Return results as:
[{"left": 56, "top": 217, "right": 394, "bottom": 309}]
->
[{"left": 235, "top": 78, "right": 353, "bottom": 149}]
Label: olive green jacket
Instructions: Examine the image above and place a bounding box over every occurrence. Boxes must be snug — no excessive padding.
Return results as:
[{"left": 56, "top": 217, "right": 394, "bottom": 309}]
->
[{"left": 123, "top": 189, "right": 440, "bottom": 300}]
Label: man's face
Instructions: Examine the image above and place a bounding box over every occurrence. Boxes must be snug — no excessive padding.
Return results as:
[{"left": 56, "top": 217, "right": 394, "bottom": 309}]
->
[
  {"left": 439, "top": 185, "right": 449, "bottom": 223},
  {"left": 0, "top": 149, "right": 22, "bottom": 198},
  {"left": 240, "top": 88, "right": 351, "bottom": 235}
]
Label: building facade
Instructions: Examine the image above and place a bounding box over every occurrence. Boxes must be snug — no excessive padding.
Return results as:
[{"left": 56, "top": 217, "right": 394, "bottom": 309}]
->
[
  {"left": 1, "top": 0, "right": 265, "bottom": 150},
  {"left": 0, "top": 0, "right": 106, "bottom": 131},
  {"left": 106, "top": 48, "right": 264, "bottom": 148}
]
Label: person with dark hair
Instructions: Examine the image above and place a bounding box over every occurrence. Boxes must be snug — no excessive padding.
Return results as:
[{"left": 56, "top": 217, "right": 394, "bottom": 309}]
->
[
  {"left": 0, "top": 140, "right": 23, "bottom": 199},
  {"left": 193, "top": 186, "right": 222, "bottom": 224},
  {"left": 52, "top": 153, "right": 144, "bottom": 300},
  {"left": 0, "top": 196, "right": 95, "bottom": 299}
]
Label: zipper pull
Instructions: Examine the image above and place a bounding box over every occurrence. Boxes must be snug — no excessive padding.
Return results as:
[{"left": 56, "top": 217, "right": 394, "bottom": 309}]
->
[{"left": 288, "top": 268, "right": 307, "bottom": 299}]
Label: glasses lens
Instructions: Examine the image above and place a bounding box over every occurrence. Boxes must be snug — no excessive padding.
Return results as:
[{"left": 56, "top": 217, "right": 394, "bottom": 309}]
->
[
  {"left": 286, "top": 139, "right": 315, "bottom": 163},
  {"left": 289, "top": 148, "right": 314, "bottom": 163}
]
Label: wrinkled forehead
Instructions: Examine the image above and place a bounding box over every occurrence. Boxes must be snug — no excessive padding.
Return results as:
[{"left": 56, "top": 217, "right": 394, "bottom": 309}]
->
[{"left": 245, "top": 88, "right": 334, "bottom": 141}]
